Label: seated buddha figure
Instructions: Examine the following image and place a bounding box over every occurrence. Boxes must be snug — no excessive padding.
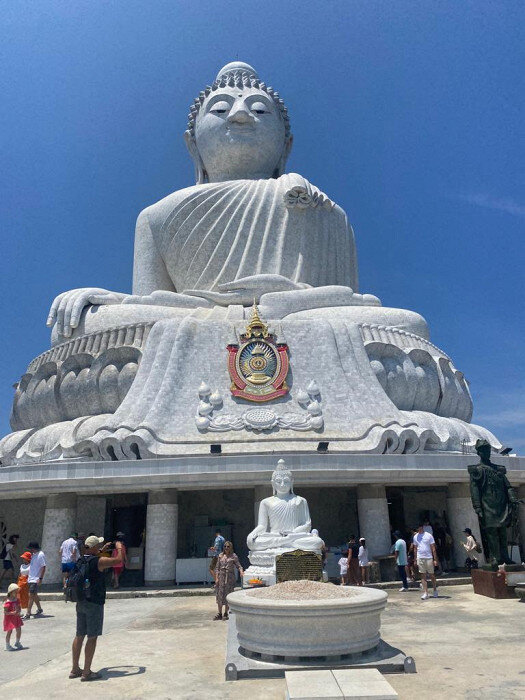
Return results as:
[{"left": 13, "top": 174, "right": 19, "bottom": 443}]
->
[
  {"left": 45, "top": 61, "right": 425, "bottom": 342},
  {"left": 247, "top": 460, "right": 323, "bottom": 555}
]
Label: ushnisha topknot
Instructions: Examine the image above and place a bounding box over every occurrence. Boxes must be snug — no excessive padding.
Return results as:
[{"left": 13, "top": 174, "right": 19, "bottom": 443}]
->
[{"left": 185, "top": 61, "right": 291, "bottom": 142}]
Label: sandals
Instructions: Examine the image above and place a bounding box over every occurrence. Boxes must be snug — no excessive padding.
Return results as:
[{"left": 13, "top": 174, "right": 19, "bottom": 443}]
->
[
  {"left": 80, "top": 671, "right": 102, "bottom": 682},
  {"left": 223, "top": 613, "right": 229, "bottom": 620},
  {"left": 69, "top": 669, "right": 83, "bottom": 679},
  {"left": 213, "top": 613, "right": 223, "bottom": 621}
]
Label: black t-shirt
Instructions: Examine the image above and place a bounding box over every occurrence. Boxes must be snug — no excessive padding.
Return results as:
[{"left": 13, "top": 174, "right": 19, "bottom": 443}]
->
[
  {"left": 349, "top": 543, "right": 359, "bottom": 558},
  {"left": 84, "top": 555, "right": 106, "bottom": 605}
]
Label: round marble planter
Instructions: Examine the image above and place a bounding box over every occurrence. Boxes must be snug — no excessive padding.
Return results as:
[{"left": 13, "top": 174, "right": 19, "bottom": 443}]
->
[{"left": 227, "top": 587, "right": 388, "bottom": 659}]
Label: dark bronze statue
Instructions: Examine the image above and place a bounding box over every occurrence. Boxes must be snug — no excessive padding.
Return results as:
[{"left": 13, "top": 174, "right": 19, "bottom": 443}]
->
[{"left": 468, "top": 439, "right": 521, "bottom": 568}]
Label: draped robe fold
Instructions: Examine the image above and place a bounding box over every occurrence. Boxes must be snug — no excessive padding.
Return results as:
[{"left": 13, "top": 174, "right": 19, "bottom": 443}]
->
[{"left": 149, "top": 174, "right": 358, "bottom": 294}]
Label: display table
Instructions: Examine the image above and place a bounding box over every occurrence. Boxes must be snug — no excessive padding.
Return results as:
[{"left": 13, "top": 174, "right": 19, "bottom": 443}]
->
[{"left": 176, "top": 558, "right": 214, "bottom": 585}]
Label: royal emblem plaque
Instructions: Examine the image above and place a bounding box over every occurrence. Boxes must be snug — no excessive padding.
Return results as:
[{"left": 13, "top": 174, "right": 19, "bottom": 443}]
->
[{"left": 227, "top": 304, "right": 289, "bottom": 402}]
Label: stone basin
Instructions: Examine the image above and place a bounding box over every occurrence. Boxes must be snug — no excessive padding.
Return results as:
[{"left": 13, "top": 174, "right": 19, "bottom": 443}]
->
[{"left": 227, "top": 580, "right": 388, "bottom": 659}]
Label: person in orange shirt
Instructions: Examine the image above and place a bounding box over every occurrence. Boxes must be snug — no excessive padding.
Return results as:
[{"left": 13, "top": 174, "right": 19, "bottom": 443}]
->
[{"left": 17, "top": 552, "right": 32, "bottom": 613}]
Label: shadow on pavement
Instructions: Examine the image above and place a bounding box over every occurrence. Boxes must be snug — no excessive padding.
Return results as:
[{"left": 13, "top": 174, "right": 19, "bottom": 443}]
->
[{"left": 99, "top": 666, "right": 146, "bottom": 680}]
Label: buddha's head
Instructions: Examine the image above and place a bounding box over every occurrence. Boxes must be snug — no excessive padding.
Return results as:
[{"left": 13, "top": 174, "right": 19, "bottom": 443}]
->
[
  {"left": 271, "top": 458, "right": 294, "bottom": 496},
  {"left": 185, "top": 62, "right": 293, "bottom": 184}
]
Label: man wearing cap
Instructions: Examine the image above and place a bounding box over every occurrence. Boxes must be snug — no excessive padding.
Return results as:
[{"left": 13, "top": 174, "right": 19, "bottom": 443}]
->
[{"left": 70, "top": 535, "right": 123, "bottom": 682}]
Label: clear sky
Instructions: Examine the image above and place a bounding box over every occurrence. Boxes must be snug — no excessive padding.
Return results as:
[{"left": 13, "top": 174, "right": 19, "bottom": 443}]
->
[{"left": 2, "top": 1, "right": 524, "bottom": 450}]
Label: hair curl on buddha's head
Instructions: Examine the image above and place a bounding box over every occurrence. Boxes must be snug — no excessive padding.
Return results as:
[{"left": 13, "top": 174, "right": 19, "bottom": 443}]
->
[{"left": 185, "top": 61, "right": 291, "bottom": 145}]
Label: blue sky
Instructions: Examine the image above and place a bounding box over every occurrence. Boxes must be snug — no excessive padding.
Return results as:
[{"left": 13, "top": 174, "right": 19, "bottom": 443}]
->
[{"left": 2, "top": 1, "right": 524, "bottom": 450}]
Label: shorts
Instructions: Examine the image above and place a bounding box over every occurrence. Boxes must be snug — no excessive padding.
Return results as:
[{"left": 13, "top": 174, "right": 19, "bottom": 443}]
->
[
  {"left": 76, "top": 600, "right": 104, "bottom": 638},
  {"left": 3, "top": 560, "right": 14, "bottom": 570},
  {"left": 28, "top": 582, "right": 39, "bottom": 594},
  {"left": 417, "top": 558, "right": 434, "bottom": 574},
  {"left": 62, "top": 562, "right": 76, "bottom": 573},
  {"left": 210, "top": 556, "right": 218, "bottom": 571}
]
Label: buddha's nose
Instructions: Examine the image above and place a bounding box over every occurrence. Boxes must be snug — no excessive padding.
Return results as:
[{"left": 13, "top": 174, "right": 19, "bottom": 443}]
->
[{"left": 227, "top": 101, "right": 254, "bottom": 125}]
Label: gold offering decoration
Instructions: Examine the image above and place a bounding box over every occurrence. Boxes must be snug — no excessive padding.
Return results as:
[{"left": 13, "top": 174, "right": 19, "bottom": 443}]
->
[{"left": 227, "top": 303, "right": 290, "bottom": 402}]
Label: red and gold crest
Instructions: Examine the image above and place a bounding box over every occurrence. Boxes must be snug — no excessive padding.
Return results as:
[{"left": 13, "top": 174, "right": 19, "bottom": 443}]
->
[{"left": 227, "top": 304, "right": 289, "bottom": 402}]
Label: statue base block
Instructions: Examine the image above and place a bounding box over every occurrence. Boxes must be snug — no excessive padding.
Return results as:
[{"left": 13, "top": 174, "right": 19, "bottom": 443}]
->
[{"left": 471, "top": 569, "right": 515, "bottom": 599}]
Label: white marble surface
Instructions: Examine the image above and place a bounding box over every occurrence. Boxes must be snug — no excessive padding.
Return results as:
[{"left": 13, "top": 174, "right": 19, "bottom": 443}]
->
[
  {"left": 227, "top": 585, "right": 387, "bottom": 657},
  {"left": 144, "top": 494, "right": 178, "bottom": 585},
  {"left": 357, "top": 485, "right": 392, "bottom": 558},
  {"left": 41, "top": 494, "right": 76, "bottom": 585}
]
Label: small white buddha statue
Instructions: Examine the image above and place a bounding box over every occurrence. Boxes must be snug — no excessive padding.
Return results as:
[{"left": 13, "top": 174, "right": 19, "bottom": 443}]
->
[{"left": 247, "top": 459, "right": 323, "bottom": 555}]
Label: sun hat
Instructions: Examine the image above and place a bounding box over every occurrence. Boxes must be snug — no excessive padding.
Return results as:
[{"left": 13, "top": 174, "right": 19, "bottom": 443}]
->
[
  {"left": 8, "top": 583, "right": 20, "bottom": 594},
  {"left": 20, "top": 551, "right": 32, "bottom": 562},
  {"left": 84, "top": 535, "right": 104, "bottom": 548}
]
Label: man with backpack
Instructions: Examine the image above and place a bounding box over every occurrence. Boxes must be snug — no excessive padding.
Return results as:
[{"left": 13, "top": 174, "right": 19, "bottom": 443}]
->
[{"left": 68, "top": 535, "right": 123, "bottom": 682}]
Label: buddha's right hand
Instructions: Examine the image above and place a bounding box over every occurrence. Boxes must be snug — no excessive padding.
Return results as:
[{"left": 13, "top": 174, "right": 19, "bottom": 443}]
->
[{"left": 47, "top": 288, "right": 128, "bottom": 337}]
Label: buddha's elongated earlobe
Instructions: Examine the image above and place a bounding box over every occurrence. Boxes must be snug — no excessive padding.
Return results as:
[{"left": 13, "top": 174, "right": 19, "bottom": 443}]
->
[
  {"left": 274, "top": 134, "right": 293, "bottom": 178},
  {"left": 184, "top": 130, "right": 207, "bottom": 184}
]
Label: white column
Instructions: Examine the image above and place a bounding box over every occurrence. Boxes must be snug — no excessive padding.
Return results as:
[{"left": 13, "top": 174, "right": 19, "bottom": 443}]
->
[
  {"left": 447, "top": 483, "right": 485, "bottom": 568},
  {"left": 144, "top": 489, "right": 178, "bottom": 586},
  {"left": 41, "top": 493, "right": 77, "bottom": 586},
  {"left": 254, "top": 485, "right": 272, "bottom": 524},
  {"left": 518, "top": 485, "right": 525, "bottom": 561},
  {"left": 357, "top": 485, "right": 391, "bottom": 558}
]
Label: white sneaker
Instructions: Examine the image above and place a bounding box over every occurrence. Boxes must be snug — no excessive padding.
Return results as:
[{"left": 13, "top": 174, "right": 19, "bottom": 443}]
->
[
  {"left": 14, "top": 642, "right": 23, "bottom": 649},
  {"left": 399, "top": 587, "right": 408, "bottom": 592},
  {"left": 5, "top": 644, "right": 15, "bottom": 651},
  {"left": 421, "top": 592, "right": 428, "bottom": 600},
  {"left": 433, "top": 589, "right": 439, "bottom": 598}
]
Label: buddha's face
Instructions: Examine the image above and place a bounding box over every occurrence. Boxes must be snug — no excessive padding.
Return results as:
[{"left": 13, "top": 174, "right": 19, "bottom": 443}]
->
[
  {"left": 272, "top": 471, "right": 293, "bottom": 496},
  {"left": 193, "top": 87, "right": 288, "bottom": 181}
]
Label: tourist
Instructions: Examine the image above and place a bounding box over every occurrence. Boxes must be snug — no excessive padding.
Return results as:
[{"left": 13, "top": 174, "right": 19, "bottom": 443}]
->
[
  {"left": 393, "top": 531, "right": 409, "bottom": 591},
  {"left": 462, "top": 528, "right": 479, "bottom": 572},
  {"left": 70, "top": 535, "right": 123, "bottom": 681},
  {"left": 209, "top": 528, "right": 225, "bottom": 585},
  {"left": 347, "top": 535, "right": 361, "bottom": 586},
  {"left": 413, "top": 523, "right": 439, "bottom": 600},
  {"left": 214, "top": 541, "right": 243, "bottom": 621},
  {"left": 338, "top": 550, "right": 349, "bottom": 585},
  {"left": 111, "top": 532, "right": 127, "bottom": 589},
  {"left": 24, "top": 541, "right": 46, "bottom": 618},
  {"left": 0, "top": 534, "right": 20, "bottom": 588},
  {"left": 358, "top": 538, "right": 369, "bottom": 584},
  {"left": 17, "top": 551, "right": 32, "bottom": 614},
  {"left": 59, "top": 532, "right": 80, "bottom": 589},
  {"left": 4, "top": 583, "right": 24, "bottom": 651}
]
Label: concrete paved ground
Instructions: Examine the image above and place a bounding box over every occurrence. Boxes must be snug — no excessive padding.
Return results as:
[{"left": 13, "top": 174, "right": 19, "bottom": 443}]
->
[{"left": 1, "top": 585, "right": 523, "bottom": 699}]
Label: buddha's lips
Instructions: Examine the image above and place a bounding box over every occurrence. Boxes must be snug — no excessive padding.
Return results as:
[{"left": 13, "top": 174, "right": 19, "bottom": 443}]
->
[{"left": 226, "top": 125, "right": 255, "bottom": 134}]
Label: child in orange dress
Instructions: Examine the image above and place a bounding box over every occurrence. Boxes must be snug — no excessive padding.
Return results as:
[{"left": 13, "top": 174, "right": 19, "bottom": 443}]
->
[
  {"left": 4, "top": 583, "right": 24, "bottom": 651},
  {"left": 17, "top": 551, "right": 32, "bottom": 614}
]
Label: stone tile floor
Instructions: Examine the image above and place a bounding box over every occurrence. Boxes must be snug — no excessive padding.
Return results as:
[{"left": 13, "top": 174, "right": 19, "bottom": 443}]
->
[{"left": 0, "top": 585, "right": 523, "bottom": 699}]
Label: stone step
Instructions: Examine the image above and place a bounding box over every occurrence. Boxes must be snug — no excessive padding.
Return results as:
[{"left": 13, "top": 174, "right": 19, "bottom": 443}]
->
[{"left": 285, "top": 669, "right": 398, "bottom": 699}]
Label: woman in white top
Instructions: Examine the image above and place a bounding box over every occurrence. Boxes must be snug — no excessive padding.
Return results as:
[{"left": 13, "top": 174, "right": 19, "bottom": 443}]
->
[
  {"left": 462, "top": 528, "right": 479, "bottom": 572},
  {"left": 358, "top": 538, "right": 369, "bottom": 585}
]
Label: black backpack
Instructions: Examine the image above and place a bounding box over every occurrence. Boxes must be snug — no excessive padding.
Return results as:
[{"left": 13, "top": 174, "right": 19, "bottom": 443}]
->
[{"left": 64, "top": 556, "right": 94, "bottom": 603}]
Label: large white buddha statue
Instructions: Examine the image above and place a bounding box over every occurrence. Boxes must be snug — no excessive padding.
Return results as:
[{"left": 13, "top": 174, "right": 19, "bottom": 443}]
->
[
  {"left": 244, "top": 459, "right": 323, "bottom": 584},
  {"left": 0, "top": 61, "right": 500, "bottom": 464}
]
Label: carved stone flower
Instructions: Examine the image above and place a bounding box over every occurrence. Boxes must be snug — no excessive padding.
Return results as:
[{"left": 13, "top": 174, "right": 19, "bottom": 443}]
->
[{"left": 284, "top": 186, "right": 314, "bottom": 209}]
